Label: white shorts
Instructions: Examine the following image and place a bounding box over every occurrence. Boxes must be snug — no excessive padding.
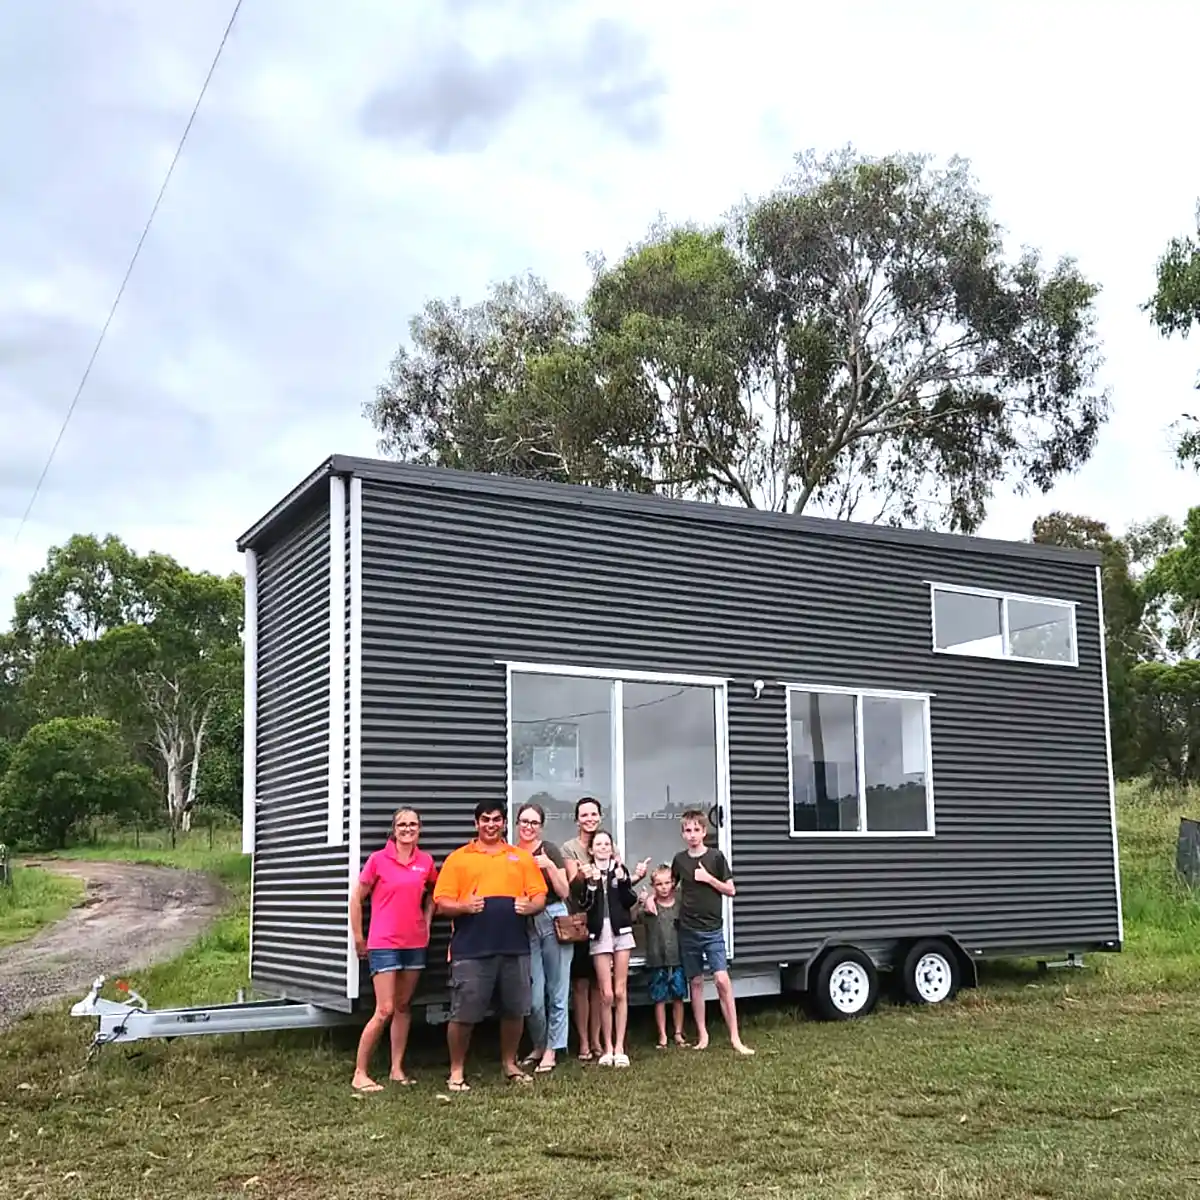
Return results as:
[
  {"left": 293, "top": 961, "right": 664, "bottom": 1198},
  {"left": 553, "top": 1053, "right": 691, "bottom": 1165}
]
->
[{"left": 591, "top": 917, "right": 636, "bottom": 956}]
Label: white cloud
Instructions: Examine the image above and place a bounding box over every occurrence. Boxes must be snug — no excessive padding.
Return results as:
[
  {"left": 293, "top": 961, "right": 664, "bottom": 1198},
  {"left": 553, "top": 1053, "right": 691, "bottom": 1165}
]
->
[{"left": 3, "top": 0, "right": 1199, "bottom": 622}]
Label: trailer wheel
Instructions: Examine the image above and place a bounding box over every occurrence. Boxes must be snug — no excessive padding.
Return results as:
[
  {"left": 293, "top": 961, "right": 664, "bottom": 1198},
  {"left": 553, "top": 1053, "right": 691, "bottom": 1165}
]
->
[
  {"left": 898, "top": 939, "right": 960, "bottom": 1006},
  {"left": 808, "top": 947, "right": 879, "bottom": 1021}
]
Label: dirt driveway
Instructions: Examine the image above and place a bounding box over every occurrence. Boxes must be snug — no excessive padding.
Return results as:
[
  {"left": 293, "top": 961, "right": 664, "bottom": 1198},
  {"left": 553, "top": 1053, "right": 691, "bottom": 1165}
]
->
[{"left": 0, "top": 859, "right": 226, "bottom": 1031}]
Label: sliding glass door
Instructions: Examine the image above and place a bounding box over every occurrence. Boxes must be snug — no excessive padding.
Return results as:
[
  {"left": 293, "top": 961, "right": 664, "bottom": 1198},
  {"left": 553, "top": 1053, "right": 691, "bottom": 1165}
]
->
[{"left": 508, "top": 666, "right": 731, "bottom": 949}]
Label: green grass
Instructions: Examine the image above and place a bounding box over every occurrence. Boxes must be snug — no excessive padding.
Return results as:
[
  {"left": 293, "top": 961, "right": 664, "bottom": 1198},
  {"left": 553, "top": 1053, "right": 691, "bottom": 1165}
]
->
[
  {"left": 0, "top": 865, "right": 85, "bottom": 947},
  {"left": 3, "top": 785, "right": 1200, "bottom": 1199}
]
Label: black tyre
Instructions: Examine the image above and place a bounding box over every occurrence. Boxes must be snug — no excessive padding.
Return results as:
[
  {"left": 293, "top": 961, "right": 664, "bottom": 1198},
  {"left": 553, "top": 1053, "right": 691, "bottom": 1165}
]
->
[
  {"left": 807, "top": 946, "right": 879, "bottom": 1021},
  {"left": 898, "top": 938, "right": 960, "bottom": 1006}
]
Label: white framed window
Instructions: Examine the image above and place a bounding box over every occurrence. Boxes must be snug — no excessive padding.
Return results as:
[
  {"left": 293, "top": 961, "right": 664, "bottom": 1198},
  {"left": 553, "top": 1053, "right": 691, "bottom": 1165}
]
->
[
  {"left": 502, "top": 661, "right": 733, "bottom": 884},
  {"left": 929, "top": 583, "right": 1078, "bottom": 667},
  {"left": 786, "top": 684, "right": 935, "bottom": 838}
]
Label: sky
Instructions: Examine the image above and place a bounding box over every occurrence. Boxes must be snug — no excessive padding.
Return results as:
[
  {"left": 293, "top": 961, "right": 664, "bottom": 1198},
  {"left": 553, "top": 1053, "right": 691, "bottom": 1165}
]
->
[{"left": 2, "top": 0, "right": 1198, "bottom": 622}]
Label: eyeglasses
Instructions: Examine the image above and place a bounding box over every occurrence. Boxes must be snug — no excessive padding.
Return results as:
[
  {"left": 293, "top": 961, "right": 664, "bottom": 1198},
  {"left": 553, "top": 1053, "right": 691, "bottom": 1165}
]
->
[
  {"left": 517, "top": 817, "right": 543, "bottom": 827},
  {"left": 394, "top": 822, "right": 419, "bottom": 830}
]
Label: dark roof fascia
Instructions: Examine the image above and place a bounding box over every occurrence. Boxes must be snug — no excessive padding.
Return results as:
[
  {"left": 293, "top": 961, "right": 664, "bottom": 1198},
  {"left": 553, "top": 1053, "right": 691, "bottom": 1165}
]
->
[
  {"left": 235, "top": 456, "right": 343, "bottom": 552},
  {"left": 325, "top": 454, "right": 1103, "bottom": 567},
  {"left": 235, "top": 452, "right": 1102, "bottom": 567}
]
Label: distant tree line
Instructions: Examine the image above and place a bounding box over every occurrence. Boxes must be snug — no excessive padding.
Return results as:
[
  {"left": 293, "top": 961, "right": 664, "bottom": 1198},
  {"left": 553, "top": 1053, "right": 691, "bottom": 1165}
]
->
[{"left": 0, "top": 536, "right": 242, "bottom": 849}]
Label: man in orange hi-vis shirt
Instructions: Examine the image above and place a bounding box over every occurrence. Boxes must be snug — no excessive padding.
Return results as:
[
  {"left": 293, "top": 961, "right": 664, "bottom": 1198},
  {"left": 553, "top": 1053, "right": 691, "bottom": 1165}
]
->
[{"left": 433, "top": 800, "right": 547, "bottom": 1090}]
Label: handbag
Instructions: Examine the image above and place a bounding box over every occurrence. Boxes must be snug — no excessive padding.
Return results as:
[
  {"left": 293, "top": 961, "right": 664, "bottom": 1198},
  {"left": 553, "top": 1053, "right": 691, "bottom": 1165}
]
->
[{"left": 553, "top": 911, "right": 590, "bottom": 944}]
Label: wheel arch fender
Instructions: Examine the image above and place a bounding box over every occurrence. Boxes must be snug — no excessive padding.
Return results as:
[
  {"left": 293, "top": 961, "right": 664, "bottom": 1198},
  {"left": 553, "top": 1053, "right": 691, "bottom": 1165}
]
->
[
  {"left": 791, "top": 932, "right": 978, "bottom": 992},
  {"left": 894, "top": 931, "right": 978, "bottom": 989}
]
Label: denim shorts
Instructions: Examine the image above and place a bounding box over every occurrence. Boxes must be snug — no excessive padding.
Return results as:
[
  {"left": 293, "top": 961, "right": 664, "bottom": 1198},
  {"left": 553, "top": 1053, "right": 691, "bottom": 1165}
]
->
[
  {"left": 679, "top": 928, "right": 728, "bottom": 980},
  {"left": 367, "top": 947, "right": 427, "bottom": 975}
]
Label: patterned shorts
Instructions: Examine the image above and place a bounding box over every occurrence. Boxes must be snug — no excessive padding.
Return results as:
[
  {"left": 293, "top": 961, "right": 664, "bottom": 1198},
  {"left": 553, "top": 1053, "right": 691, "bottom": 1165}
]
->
[{"left": 647, "top": 965, "right": 688, "bottom": 1003}]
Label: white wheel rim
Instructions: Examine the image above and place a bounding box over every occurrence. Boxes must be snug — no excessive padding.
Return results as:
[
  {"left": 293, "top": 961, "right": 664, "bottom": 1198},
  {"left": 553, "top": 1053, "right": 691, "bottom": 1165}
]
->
[
  {"left": 913, "top": 952, "right": 953, "bottom": 1003},
  {"left": 827, "top": 961, "right": 871, "bottom": 1013}
]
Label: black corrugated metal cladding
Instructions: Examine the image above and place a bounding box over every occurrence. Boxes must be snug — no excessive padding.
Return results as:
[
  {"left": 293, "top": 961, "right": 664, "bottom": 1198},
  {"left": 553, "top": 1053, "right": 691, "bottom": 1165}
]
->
[
  {"left": 349, "top": 471, "right": 1118, "bottom": 1004},
  {"left": 250, "top": 494, "right": 351, "bottom": 1008}
]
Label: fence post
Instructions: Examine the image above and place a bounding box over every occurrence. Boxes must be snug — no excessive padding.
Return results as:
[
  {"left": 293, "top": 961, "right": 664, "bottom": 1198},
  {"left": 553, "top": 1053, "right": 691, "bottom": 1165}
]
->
[{"left": 209, "top": 822, "right": 214, "bottom": 850}]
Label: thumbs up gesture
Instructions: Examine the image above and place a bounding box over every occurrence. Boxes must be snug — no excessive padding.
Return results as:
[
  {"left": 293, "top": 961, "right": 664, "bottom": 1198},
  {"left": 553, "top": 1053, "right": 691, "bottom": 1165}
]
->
[{"left": 694, "top": 862, "right": 714, "bottom": 886}]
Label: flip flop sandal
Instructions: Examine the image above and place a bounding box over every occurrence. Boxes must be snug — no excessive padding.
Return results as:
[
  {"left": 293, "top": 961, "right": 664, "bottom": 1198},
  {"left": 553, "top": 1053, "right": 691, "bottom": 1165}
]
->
[
  {"left": 446, "top": 1078, "right": 471, "bottom": 1092},
  {"left": 534, "top": 1061, "right": 556, "bottom": 1074},
  {"left": 352, "top": 1081, "right": 385, "bottom": 1093},
  {"left": 613, "top": 1054, "right": 630, "bottom": 1068},
  {"left": 391, "top": 1077, "right": 418, "bottom": 1086},
  {"left": 655, "top": 1041, "right": 668, "bottom": 1051},
  {"left": 577, "top": 1051, "right": 594, "bottom": 1062},
  {"left": 504, "top": 1071, "right": 534, "bottom": 1085}
]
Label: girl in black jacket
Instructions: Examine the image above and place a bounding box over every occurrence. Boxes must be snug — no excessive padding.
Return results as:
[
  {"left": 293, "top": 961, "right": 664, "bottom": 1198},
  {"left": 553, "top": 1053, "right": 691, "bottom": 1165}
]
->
[{"left": 571, "top": 830, "right": 641, "bottom": 1067}]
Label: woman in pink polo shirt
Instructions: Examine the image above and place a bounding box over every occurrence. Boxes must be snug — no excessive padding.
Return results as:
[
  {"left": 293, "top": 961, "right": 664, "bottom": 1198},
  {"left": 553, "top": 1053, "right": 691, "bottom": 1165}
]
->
[{"left": 350, "top": 807, "right": 438, "bottom": 1092}]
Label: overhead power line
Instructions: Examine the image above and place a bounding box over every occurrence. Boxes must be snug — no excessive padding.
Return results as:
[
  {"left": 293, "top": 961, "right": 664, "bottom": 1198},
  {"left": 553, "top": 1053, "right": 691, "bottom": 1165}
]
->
[{"left": 13, "top": 0, "right": 246, "bottom": 543}]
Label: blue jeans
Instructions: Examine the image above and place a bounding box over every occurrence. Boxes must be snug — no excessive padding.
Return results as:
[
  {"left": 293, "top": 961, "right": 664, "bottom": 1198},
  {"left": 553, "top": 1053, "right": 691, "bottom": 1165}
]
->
[
  {"left": 527, "top": 901, "right": 572, "bottom": 1052},
  {"left": 679, "top": 928, "right": 729, "bottom": 980}
]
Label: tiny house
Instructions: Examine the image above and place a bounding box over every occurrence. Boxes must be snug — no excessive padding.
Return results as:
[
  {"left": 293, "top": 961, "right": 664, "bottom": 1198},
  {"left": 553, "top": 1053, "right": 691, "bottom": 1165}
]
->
[{"left": 235, "top": 455, "right": 1121, "bottom": 1022}]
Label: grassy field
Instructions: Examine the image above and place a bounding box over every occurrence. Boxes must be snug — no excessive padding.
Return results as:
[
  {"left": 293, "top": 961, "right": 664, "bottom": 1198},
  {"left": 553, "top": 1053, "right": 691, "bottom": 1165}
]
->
[
  {"left": 2, "top": 785, "right": 1200, "bottom": 1199},
  {"left": 0, "top": 865, "right": 85, "bottom": 948}
]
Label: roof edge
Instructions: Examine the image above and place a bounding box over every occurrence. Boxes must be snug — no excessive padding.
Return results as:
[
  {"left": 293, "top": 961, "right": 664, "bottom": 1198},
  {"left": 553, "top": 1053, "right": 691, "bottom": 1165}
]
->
[
  {"left": 323, "top": 454, "right": 1104, "bottom": 567},
  {"left": 234, "top": 453, "right": 1104, "bottom": 567},
  {"left": 235, "top": 456, "right": 338, "bottom": 552}
]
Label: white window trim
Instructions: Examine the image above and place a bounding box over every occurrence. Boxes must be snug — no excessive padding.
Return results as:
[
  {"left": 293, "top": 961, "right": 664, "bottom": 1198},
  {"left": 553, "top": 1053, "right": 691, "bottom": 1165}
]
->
[
  {"left": 785, "top": 683, "right": 936, "bottom": 839},
  {"left": 928, "top": 582, "right": 1079, "bottom": 668},
  {"left": 504, "top": 661, "right": 735, "bottom": 954},
  {"left": 498, "top": 659, "right": 731, "bottom": 688}
]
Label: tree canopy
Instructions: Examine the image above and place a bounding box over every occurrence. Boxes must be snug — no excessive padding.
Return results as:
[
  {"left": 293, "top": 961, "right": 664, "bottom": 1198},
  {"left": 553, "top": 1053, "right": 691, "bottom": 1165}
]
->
[
  {"left": 369, "top": 147, "right": 1109, "bottom": 532},
  {"left": 1145, "top": 201, "right": 1200, "bottom": 465},
  {"left": 2, "top": 535, "right": 243, "bottom": 834}
]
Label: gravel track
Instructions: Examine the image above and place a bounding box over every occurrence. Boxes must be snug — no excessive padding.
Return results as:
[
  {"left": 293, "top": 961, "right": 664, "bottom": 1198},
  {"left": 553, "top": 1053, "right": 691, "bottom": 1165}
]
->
[{"left": 0, "top": 859, "right": 226, "bottom": 1031}]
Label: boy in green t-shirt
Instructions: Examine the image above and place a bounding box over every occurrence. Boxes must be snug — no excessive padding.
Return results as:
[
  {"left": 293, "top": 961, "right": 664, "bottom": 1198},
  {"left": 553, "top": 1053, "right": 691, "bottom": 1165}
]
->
[{"left": 670, "top": 809, "right": 754, "bottom": 1055}]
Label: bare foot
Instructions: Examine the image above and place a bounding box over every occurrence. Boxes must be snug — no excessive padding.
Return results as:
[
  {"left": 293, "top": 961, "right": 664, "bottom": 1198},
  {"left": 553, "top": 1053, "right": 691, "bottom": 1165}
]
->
[
  {"left": 352, "top": 1071, "right": 384, "bottom": 1092},
  {"left": 732, "top": 1041, "right": 756, "bottom": 1056},
  {"left": 693, "top": 1036, "right": 710, "bottom": 1051}
]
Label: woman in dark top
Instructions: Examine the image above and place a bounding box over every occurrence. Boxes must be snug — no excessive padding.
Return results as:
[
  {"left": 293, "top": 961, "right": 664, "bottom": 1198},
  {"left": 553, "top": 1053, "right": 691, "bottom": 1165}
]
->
[{"left": 514, "top": 802, "right": 572, "bottom": 1073}]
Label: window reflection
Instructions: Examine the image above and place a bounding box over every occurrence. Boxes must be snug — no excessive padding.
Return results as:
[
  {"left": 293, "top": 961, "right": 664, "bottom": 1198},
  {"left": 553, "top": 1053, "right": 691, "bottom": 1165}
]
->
[
  {"left": 510, "top": 674, "right": 613, "bottom": 845},
  {"left": 623, "top": 683, "right": 719, "bottom": 872}
]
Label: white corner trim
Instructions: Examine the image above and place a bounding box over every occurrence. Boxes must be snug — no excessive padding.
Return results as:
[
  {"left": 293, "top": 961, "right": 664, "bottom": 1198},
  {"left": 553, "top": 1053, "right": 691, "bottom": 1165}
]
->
[
  {"left": 1094, "top": 565, "right": 1124, "bottom": 944},
  {"left": 345, "top": 476, "right": 364, "bottom": 1000},
  {"left": 327, "top": 476, "right": 347, "bottom": 847},
  {"left": 241, "top": 548, "right": 258, "bottom": 855}
]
